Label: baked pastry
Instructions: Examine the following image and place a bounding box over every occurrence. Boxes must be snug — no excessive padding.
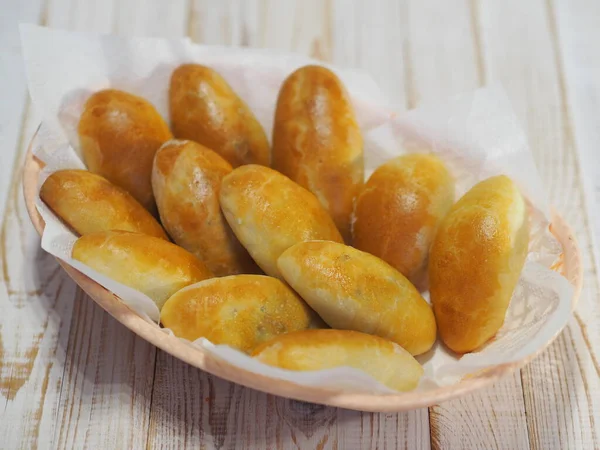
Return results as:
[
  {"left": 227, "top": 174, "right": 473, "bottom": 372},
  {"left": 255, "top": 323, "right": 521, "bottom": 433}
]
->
[
  {"left": 78, "top": 89, "right": 172, "bottom": 214},
  {"left": 252, "top": 329, "right": 423, "bottom": 391},
  {"left": 353, "top": 154, "right": 454, "bottom": 286},
  {"left": 152, "top": 140, "right": 258, "bottom": 276},
  {"left": 429, "top": 175, "right": 529, "bottom": 353},
  {"left": 272, "top": 65, "right": 363, "bottom": 241},
  {"left": 169, "top": 64, "right": 270, "bottom": 167},
  {"left": 160, "top": 275, "right": 317, "bottom": 353},
  {"left": 40, "top": 169, "right": 167, "bottom": 239},
  {"left": 72, "top": 230, "right": 212, "bottom": 310},
  {"left": 219, "top": 165, "right": 343, "bottom": 278},
  {"left": 277, "top": 240, "right": 436, "bottom": 355}
]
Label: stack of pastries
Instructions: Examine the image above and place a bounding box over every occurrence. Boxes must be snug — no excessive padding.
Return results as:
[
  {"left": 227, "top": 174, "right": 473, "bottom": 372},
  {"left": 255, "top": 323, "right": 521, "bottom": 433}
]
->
[{"left": 40, "top": 64, "right": 530, "bottom": 392}]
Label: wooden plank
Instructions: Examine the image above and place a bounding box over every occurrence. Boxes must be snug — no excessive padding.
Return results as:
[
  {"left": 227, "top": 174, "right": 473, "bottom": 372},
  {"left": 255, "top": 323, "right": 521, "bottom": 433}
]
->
[
  {"left": 147, "top": 1, "right": 430, "bottom": 448},
  {"left": 115, "top": 0, "right": 187, "bottom": 37},
  {"left": 406, "top": 0, "right": 483, "bottom": 104},
  {"left": 9, "top": 1, "right": 187, "bottom": 448},
  {"left": 402, "top": 1, "right": 531, "bottom": 449},
  {"left": 0, "top": 0, "right": 148, "bottom": 448},
  {"left": 552, "top": 0, "right": 600, "bottom": 354},
  {"left": 37, "top": 1, "right": 159, "bottom": 448},
  {"left": 0, "top": 2, "right": 77, "bottom": 449},
  {"left": 188, "top": 0, "right": 248, "bottom": 46},
  {"left": 0, "top": 0, "right": 45, "bottom": 230},
  {"left": 430, "top": 374, "right": 530, "bottom": 450},
  {"left": 0, "top": 105, "right": 79, "bottom": 450},
  {"left": 479, "top": 0, "right": 600, "bottom": 448},
  {"left": 551, "top": 0, "right": 600, "bottom": 282},
  {"left": 0, "top": 10, "right": 133, "bottom": 448},
  {"left": 329, "top": 3, "right": 432, "bottom": 443},
  {"left": 149, "top": 352, "right": 430, "bottom": 450},
  {"left": 44, "top": 0, "right": 115, "bottom": 31},
  {"left": 52, "top": 293, "right": 156, "bottom": 449},
  {"left": 331, "top": 0, "right": 409, "bottom": 107},
  {"left": 150, "top": 351, "right": 345, "bottom": 449}
]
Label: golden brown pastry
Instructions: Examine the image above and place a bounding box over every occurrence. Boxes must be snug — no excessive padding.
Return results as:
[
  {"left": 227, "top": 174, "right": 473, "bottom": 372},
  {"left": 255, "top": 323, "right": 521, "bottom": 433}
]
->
[
  {"left": 429, "top": 175, "right": 529, "bottom": 353},
  {"left": 277, "top": 240, "right": 436, "bottom": 355},
  {"left": 160, "top": 275, "right": 317, "bottom": 352},
  {"left": 272, "top": 65, "right": 363, "bottom": 241},
  {"left": 353, "top": 154, "right": 454, "bottom": 286},
  {"left": 219, "top": 165, "right": 343, "bottom": 278},
  {"left": 253, "top": 329, "right": 423, "bottom": 392},
  {"left": 72, "top": 230, "right": 212, "bottom": 310},
  {"left": 152, "top": 140, "right": 258, "bottom": 276},
  {"left": 169, "top": 64, "right": 269, "bottom": 167},
  {"left": 40, "top": 169, "right": 168, "bottom": 239},
  {"left": 78, "top": 89, "right": 172, "bottom": 214}
]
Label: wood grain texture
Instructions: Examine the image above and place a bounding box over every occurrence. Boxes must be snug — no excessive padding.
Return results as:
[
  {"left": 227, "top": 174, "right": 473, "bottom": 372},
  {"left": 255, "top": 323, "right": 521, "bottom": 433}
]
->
[
  {"left": 552, "top": 0, "right": 600, "bottom": 382},
  {"left": 1, "top": 0, "right": 598, "bottom": 448},
  {"left": 429, "top": 374, "right": 530, "bottom": 450},
  {"left": 0, "top": 3, "right": 75, "bottom": 447},
  {"left": 41, "top": 2, "right": 160, "bottom": 449},
  {"left": 332, "top": 0, "right": 409, "bottom": 107},
  {"left": 149, "top": 351, "right": 430, "bottom": 450},
  {"left": 406, "top": 0, "right": 483, "bottom": 104},
  {"left": 403, "top": 2, "right": 531, "bottom": 449},
  {"left": 0, "top": 0, "right": 186, "bottom": 449},
  {"left": 149, "top": 1, "right": 430, "bottom": 448},
  {"left": 0, "top": 95, "right": 75, "bottom": 450},
  {"left": 0, "top": 0, "right": 45, "bottom": 227},
  {"left": 47, "top": 1, "right": 191, "bottom": 448},
  {"left": 553, "top": 0, "right": 600, "bottom": 277},
  {"left": 479, "top": 0, "right": 600, "bottom": 448}
]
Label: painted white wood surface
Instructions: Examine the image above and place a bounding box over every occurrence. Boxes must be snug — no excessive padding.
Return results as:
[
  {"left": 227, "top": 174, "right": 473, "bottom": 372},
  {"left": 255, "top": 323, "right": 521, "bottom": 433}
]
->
[
  {"left": 405, "top": 2, "right": 532, "bottom": 449},
  {"left": 1, "top": 0, "right": 598, "bottom": 449},
  {"left": 479, "top": 2, "right": 599, "bottom": 449}
]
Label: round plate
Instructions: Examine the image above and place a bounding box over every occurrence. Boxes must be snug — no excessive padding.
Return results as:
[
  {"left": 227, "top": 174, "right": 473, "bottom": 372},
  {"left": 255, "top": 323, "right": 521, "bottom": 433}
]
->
[{"left": 22, "top": 135, "right": 583, "bottom": 412}]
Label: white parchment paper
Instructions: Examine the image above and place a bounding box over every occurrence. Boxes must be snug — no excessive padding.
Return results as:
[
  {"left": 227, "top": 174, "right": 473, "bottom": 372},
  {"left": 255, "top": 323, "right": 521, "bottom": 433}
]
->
[{"left": 21, "top": 24, "right": 574, "bottom": 393}]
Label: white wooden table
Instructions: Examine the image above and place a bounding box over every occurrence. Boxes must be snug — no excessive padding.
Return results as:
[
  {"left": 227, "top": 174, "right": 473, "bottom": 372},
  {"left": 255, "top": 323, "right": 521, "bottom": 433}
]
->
[{"left": 2, "top": 1, "right": 599, "bottom": 448}]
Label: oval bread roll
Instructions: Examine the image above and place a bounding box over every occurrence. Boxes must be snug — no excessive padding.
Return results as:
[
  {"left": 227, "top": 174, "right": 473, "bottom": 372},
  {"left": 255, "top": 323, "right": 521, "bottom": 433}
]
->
[
  {"left": 429, "top": 175, "right": 529, "bottom": 353},
  {"left": 353, "top": 154, "right": 454, "bottom": 286},
  {"left": 72, "top": 230, "right": 212, "bottom": 310},
  {"left": 219, "top": 165, "right": 343, "bottom": 278},
  {"left": 78, "top": 89, "right": 172, "bottom": 213},
  {"left": 253, "top": 329, "right": 423, "bottom": 392},
  {"left": 160, "top": 275, "right": 316, "bottom": 353},
  {"left": 272, "top": 65, "right": 363, "bottom": 241},
  {"left": 169, "top": 64, "right": 270, "bottom": 167},
  {"left": 277, "top": 240, "right": 436, "bottom": 355},
  {"left": 40, "top": 169, "right": 168, "bottom": 239},
  {"left": 152, "top": 140, "right": 258, "bottom": 276}
]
